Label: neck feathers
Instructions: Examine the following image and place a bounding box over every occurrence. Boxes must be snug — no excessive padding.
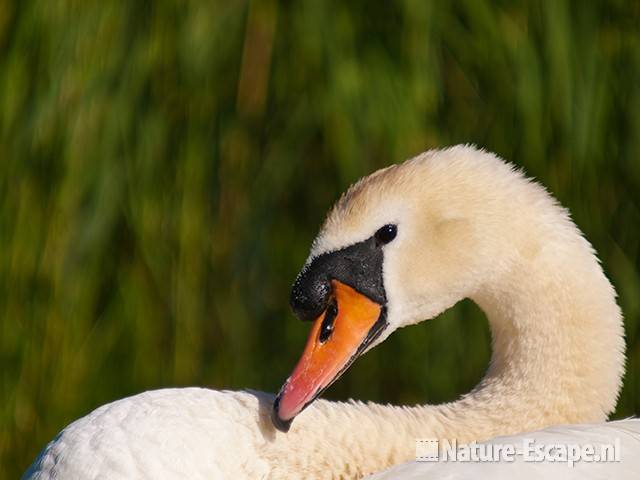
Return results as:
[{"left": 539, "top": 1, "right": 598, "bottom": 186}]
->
[
  {"left": 273, "top": 223, "right": 624, "bottom": 477},
  {"left": 269, "top": 148, "right": 625, "bottom": 477}
]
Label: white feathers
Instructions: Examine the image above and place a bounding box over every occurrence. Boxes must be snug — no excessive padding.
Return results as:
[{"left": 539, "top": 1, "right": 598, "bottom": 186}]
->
[
  {"left": 23, "top": 389, "right": 273, "bottom": 479},
  {"left": 24, "top": 146, "right": 635, "bottom": 479},
  {"left": 368, "top": 419, "right": 640, "bottom": 480}
]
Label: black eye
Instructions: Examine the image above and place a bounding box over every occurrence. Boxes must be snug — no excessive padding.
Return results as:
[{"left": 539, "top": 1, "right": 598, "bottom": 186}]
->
[{"left": 375, "top": 224, "right": 397, "bottom": 245}]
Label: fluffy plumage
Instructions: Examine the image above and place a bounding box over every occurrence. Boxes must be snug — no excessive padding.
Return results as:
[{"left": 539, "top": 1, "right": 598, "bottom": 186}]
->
[
  {"left": 370, "top": 419, "right": 640, "bottom": 479},
  {"left": 24, "top": 146, "right": 634, "bottom": 479}
]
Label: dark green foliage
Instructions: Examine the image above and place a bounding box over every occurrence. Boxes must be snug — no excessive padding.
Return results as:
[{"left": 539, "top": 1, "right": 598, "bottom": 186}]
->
[{"left": 1, "top": 0, "right": 639, "bottom": 476}]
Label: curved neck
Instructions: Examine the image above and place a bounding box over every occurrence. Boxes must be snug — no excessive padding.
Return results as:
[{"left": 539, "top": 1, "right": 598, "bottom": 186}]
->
[
  {"left": 459, "top": 239, "right": 624, "bottom": 437},
  {"left": 268, "top": 233, "right": 624, "bottom": 477}
]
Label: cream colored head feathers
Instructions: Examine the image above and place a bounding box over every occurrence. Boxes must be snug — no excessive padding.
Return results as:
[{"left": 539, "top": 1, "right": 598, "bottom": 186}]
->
[
  {"left": 25, "top": 145, "right": 627, "bottom": 480},
  {"left": 312, "top": 146, "right": 625, "bottom": 411}
]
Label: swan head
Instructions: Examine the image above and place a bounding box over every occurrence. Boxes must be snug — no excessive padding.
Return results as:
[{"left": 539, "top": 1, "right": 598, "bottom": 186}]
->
[{"left": 272, "top": 145, "right": 536, "bottom": 431}]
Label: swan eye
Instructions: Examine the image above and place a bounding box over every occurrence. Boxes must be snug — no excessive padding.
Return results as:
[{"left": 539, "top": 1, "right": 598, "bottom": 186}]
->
[{"left": 374, "top": 224, "right": 397, "bottom": 246}]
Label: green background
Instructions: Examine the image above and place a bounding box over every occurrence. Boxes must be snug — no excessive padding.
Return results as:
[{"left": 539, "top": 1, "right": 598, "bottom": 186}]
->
[{"left": 2, "top": 0, "right": 639, "bottom": 476}]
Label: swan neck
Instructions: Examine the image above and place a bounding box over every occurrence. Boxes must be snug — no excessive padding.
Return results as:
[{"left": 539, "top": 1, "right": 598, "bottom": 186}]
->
[{"left": 461, "top": 242, "right": 625, "bottom": 435}]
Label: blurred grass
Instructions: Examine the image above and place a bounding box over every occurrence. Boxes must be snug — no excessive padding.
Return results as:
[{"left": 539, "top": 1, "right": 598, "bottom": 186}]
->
[{"left": 1, "top": 0, "right": 640, "bottom": 476}]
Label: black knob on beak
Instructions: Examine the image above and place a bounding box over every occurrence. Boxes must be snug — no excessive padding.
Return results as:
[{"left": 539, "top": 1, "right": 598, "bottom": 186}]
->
[
  {"left": 290, "top": 235, "right": 387, "bottom": 322},
  {"left": 290, "top": 270, "right": 331, "bottom": 321}
]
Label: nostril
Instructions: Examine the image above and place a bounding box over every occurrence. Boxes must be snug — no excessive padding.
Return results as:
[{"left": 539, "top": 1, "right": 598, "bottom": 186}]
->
[
  {"left": 318, "top": 299, "right": 338, "bottom": 343},
  {"left": 290, "top": 275, "right": 331, "bottom": 321}
]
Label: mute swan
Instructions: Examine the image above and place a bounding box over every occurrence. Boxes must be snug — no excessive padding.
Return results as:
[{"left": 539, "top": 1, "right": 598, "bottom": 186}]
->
[{"left": 24, "top": 145, "right": 639, "bottom": 479}]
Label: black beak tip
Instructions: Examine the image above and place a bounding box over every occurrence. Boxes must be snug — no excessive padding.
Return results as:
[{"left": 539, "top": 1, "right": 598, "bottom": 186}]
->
[{"left": 271, "top": 395, "right": 293, "bottom": 433}]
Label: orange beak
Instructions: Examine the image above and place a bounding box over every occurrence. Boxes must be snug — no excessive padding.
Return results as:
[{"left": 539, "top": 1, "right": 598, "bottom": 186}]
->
[{"left": 272, "top": 280, "right": 385, "bottom": 431}]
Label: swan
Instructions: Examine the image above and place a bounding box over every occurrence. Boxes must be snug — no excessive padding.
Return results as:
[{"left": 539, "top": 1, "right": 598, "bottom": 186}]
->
[{"left": 24, "top": 145, "right": 639, "bottom": 479}]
